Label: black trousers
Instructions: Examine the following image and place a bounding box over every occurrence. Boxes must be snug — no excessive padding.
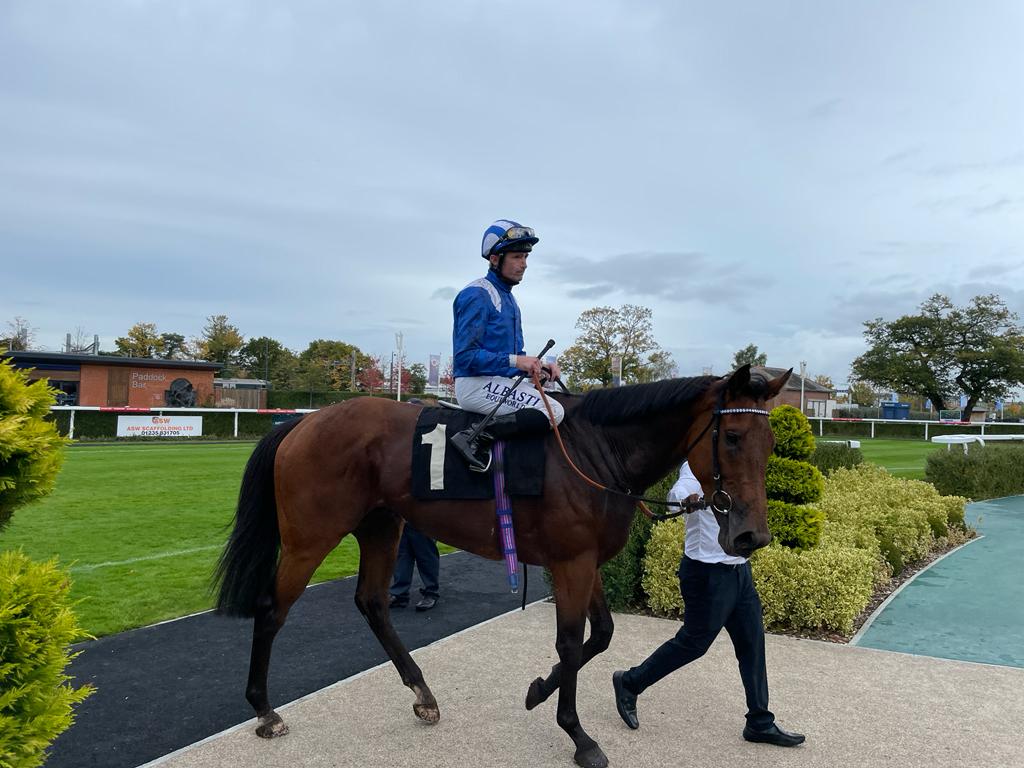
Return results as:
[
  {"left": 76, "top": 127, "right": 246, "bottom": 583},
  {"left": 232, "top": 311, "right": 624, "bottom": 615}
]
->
[
  {"left": 623, "top": 556, "right": 773, "bottom": 729},
  {"left": 389, "top": 524, "right": 440, "bottom": 600}
]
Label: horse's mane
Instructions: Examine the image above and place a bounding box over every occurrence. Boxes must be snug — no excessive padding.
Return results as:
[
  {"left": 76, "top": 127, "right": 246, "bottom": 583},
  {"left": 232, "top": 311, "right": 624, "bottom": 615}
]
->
[{"left": 572, "top": 372, "right": 774, "bottom": 426}]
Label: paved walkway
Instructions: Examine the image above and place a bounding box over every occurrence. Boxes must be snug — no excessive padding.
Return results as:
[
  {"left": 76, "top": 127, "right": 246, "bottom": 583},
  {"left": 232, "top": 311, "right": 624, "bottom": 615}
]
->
[
  {"left": 147, "top": 602, "right": 1024, "bottom": 768},
  {"left": 853, "top": 497, "right": 1024, "bottom": 667}
]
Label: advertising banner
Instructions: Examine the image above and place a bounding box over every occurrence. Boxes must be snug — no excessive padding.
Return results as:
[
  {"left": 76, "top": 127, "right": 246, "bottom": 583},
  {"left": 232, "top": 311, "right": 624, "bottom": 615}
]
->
[
  {"left": 428, "top": 354, "right": 440, "bottom": 388},
  {"left": 116, "top": 415, "right": 203, "bottom": 437}
]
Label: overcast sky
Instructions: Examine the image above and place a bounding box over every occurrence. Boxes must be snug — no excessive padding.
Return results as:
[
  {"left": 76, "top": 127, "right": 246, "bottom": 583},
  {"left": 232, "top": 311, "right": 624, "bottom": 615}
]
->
[{"left": 3, "top": 1, "right": 1022, "bottom": 384}]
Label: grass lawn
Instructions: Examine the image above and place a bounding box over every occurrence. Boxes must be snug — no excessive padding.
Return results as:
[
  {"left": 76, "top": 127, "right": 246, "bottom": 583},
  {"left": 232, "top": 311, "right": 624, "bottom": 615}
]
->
[
  {"left": 826, "top": 437, "right": 945, "bottom": 479},
  {"left": 0, "top": 442, "right": 450, "bottom": 637}
]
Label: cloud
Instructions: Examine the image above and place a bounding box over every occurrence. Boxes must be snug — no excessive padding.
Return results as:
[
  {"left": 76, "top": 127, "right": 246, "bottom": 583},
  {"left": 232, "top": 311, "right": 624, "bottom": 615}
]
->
[
  {"left": 807, "top": 98, "right": 842, "bottom": 119},
  {"left": 970, "top": 197, "right": 1015, "bottom": 216},
  {"left": 430, "top": 287, "right": 456, "bottom": 301},
  {"left": 882, "top": 147, "right": 921, "bottom": 166},
  {"left": 922, "top": 152, "right": 1024, "bottom": 177}
]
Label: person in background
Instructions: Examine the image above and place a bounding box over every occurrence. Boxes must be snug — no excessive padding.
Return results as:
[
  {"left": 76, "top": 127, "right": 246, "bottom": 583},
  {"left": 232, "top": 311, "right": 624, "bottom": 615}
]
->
[{"left": 389, "top": 523, "right": 440, "bottom": 611}]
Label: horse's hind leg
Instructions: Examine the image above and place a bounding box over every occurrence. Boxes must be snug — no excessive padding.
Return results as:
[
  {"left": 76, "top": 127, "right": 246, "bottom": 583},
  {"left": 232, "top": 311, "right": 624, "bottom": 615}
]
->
[
  {"left": 353, "top": 511, "right": 440, "bottom": 723},
  {"left": 549, "top": 555, "right": 608, "bottom": 768},
  {"left": 526, "top": 572, "right": 613, "bottom": 710},
  {"left": 248, "top": 541, "right": 339, "bottom": 738}
]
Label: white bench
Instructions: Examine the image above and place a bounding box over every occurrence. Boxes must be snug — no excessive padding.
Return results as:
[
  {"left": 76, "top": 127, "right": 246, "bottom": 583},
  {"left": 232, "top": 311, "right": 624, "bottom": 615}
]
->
[{"left": 930, "top": 434, "right": 1024, "bottom": 453}]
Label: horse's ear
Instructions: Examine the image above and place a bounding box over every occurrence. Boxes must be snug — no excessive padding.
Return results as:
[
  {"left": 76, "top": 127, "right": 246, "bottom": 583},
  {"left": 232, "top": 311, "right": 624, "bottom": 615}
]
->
[
  {"left": 765, "top": 368, "right": 793, "bottom": 398},
  {"left": 726, "top": 364, "right": 752, "bottom": 397}
]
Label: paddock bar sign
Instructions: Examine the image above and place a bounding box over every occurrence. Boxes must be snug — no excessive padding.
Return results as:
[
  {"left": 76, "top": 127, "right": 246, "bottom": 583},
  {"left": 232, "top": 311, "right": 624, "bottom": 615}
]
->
[{"left": 116, "top": 415, "right": 203, "bottom": 437}]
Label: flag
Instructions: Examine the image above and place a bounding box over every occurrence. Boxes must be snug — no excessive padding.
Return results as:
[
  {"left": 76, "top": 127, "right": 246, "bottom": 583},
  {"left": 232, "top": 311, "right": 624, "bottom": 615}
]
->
[{"left": 428, "top": 354, "right": 440, "bottom": 388}]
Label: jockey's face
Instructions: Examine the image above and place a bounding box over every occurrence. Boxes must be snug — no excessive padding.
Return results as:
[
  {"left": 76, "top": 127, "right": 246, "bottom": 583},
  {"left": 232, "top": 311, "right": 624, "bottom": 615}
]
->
[{"left": 494, "top": 250, "right": 528, "bottom": 285}]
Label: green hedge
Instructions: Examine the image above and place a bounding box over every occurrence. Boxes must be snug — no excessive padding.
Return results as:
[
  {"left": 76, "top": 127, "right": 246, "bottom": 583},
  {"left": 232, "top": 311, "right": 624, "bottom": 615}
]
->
[
  {"left": 810, "top": 442, "right": 864, "bottom": 475},
  {"left": 822, "top": 421, "right": 1024, "bottom": 440},
  {"left": 48, "top": 411, "right": 280, "bottom": 439},
  {"left": 817, "top": 464, "right": 968, "bottom": 573},
  {"left": 641, "top": 517, "right": 686, "bottom": 616},
  {"left": 769, "top": 405, "right": 815, "bottom": 460},
  {"left": 0, "top": 551, "right": 93, "bottom": 767},
  {"left": 752, "top": 540, "right": 877, "bottom": 635},
  {"left": 765, "top": 455, "right": 825, "bottom": 505},
  {"left": 925, "top": 445, "right": 1024, "bottom": 500},
  {"left": 767, "top": 500, "right": 823, "bottom": 550}
]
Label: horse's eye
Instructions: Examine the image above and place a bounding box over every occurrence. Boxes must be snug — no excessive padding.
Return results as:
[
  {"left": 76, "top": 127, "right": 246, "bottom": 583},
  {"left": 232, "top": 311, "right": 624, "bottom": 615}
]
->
[{"left": 725, "top": 431, "right": 741, "bottom": 447}]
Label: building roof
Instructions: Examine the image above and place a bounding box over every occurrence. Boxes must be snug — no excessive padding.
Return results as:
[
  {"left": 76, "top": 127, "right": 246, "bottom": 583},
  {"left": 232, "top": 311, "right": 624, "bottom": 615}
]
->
[
  {"left": 755, "top": 366, "right": 833, "bottom": 394},
  {"left": 3, "top": 350, "right": 222, "bottom": 371}
]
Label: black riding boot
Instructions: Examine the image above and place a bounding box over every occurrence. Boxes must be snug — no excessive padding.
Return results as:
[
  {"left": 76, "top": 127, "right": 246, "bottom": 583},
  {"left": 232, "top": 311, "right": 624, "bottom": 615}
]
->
[{"left": 450, "top": 409, "right": 551, "bottom": 472}]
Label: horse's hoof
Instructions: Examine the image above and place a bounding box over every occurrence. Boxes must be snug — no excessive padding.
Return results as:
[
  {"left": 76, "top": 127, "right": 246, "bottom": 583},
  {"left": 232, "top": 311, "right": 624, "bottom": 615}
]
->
[
  {"left": 413, "top": 701, "right": 440, "bottom": 724},
  {"left": 574, "top": 745, "right": 608, "bottom": 768},
  {"left": 255, "top": 711, "right": 289, "bottom": 738},
  {"left": 525, "top": 677, "right": 547, "bottom": 710}
]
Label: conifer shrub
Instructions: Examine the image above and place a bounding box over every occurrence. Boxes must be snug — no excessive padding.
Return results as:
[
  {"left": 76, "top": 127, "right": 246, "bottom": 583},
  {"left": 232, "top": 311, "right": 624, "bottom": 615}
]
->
[
  {"left": 766, "top": 500, "right": 824, "bottom": 550},
  {"left": 0, "top": 551, "right": 93, "bottom": 768},
  {"left": 765, "top": 455, "right": 825, "bottom": 505},
  {"left": 810, "top": 442, "right": 864, "bottom": 475},
  {"left": 769, "top": 405, "right": 816, "bottom": 460},
  {"left": 0, "top": 360, "right": 68, "bottom": 530}
]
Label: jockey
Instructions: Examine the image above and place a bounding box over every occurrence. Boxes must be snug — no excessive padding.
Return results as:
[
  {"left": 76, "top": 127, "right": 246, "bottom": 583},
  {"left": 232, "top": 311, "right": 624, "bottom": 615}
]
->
[{"left": 450, "top": 219, "right": 565, "bottom": 471}]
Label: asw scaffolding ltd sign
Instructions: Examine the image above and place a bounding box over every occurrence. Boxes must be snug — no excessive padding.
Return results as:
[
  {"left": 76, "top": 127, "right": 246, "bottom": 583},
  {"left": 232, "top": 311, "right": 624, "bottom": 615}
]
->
[{"left": 116, "top": 415, "right": 203, "bottom": 438}]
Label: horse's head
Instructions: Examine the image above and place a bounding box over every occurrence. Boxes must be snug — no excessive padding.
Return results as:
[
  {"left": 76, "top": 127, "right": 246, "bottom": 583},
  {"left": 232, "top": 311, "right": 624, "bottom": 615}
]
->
[{"left": 684, "top": 364, "right": 792, "bottom": 558}]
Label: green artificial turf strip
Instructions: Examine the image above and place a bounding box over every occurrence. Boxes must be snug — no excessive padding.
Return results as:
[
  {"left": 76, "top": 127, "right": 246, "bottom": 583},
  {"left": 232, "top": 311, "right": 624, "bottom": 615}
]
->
[
  {"left": 845, "top": 438, "right": 946, "bottom": 479},
  {"left": 0, "top": 442, "right": 454, "bottom": 636}
]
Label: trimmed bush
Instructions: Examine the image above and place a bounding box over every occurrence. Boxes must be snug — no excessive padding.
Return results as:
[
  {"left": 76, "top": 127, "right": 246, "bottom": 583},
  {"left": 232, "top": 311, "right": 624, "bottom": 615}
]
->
[
  {"left": 599, "top": 471, "right": 675, "bottom": 611},
  {"left": 817, "top": 464, "right": 968, "bottom": 573},
  {"left": 767, "top": 500, "right": 824, "bottom": 550},
  {"left": 0, "top": 551, "right": 93, "bottom": 767},
  {"left": 765, "top": 455, "right": 825, "bottom": 505},
  {"left": 925, "top": 444, "right": 1024, "bottom": 500},
  {"left": 640, "top": 517, "right": 686, "bottom": 616},
  {"left": 769, "top": 405, "right": 815, "bottom": 460},
  {"left": 0, "top": 360, "right": 69, "bottom": 531},
  {"left": 810, "top": 442, "right": 864, "bottom": 475},
  {"left": 752, "top": 540, "right": 876, "bottom": 635}
]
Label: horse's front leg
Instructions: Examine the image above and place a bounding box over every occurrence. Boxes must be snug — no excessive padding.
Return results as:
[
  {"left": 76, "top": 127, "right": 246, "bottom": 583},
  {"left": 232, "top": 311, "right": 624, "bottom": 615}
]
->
[
  {"left": 550, "top": 556, "right": 608, "bottom": 768},
  {"left": 526, "top": 573, "right": 613, "bottom": 710}
]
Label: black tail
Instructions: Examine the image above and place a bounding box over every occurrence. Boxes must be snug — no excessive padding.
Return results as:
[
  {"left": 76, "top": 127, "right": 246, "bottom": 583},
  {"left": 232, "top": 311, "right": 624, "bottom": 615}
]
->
[{"left": 213, "top": 417, "right": 304, "bottom": 617}]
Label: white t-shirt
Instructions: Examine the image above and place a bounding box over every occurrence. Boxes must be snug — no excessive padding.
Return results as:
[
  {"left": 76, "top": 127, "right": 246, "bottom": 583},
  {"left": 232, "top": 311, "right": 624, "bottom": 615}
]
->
[{"left": 667, "top": 462, "right": 748, "bottom": 565}]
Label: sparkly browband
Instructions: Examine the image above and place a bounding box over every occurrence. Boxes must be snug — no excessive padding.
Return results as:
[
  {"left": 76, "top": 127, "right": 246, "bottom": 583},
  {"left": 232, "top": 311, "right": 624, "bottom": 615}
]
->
[{"left": 715, "top": 408, "right": 770, "bottom": 416}]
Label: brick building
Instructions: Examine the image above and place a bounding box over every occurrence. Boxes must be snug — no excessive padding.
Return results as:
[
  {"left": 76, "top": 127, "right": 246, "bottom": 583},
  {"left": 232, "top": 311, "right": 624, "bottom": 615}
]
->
[
  {"left": 757, "top": 366, "right": 833, "bottom": 417},
  {"left": 4, "top": 351, "right": 221, "bottom": 408}
]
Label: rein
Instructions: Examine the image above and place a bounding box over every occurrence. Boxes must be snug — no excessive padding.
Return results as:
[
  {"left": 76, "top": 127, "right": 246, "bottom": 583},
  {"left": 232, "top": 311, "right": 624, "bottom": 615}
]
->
[{"left": 531, "top": 373, "right": 770, "bottom": 522}]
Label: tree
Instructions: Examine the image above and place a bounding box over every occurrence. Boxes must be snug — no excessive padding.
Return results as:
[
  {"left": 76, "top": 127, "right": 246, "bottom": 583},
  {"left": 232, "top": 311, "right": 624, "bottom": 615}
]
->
[
  {"left": 159, "top": 333, "right": 192, "bottom": 360},
  {"left": 852, "top": 294, "right": 1024, "bottom": 417},
  {"left": 848, "top": 380, "right": 877, "bottom": 407},
  {"left": 406, "top": 363, "right": 427, "bottom": 394},
  {"left": 559, "top": 305, "right": 674, "bottom": 388},
  {"left": 813, "top": 374, "right": 834, "bottom": 391},
  {"left": 197, "top": 315, "right": 245, "bottom": 375},
  {"left": 114, "top": 322, "right": 163, "bottom": 358},
  {"left": 238, "top": 337, "right": 298, "bottom": 388},
  {"left": 298, "top": 339, "right": 373, "bottom": 392},
  {"left": 732, "top": 343, "right": 768, "bottom": 368},
  {"left": 357, "top": 355, "right": 385, "bottom": 392},
  {"left": 3, "top": 317, "right": 37, "bottom": 351}
]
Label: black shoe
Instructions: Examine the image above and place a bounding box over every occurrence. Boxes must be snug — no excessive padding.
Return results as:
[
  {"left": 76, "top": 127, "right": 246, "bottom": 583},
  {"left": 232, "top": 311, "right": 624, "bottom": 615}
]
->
[
  {"left": 449, "top": 429, "right": 492, "bottom": 472},
  {"left": 415, "top": 596, "right": 437, "bottom": 611},
  {"left": 612, "top": 671, "right": 639, "bottom": 730},
  {"left": 389, "top": 595, "right": 408, "bottom": 609},
  {"left": 742, "top": 723, "right": 805, "bottom": 747}
]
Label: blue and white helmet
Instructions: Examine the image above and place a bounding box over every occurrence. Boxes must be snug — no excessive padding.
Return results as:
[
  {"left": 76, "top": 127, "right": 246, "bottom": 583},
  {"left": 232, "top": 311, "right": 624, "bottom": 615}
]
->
[{"left": 481, "top": 219, "right": 539, "bottom": 259}]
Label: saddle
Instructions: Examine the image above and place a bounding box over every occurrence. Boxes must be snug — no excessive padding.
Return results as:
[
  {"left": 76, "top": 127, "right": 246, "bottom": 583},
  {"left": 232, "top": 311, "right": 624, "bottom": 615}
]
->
[{"left": 410, "top": 407, "right": 545, "bottom": 500}]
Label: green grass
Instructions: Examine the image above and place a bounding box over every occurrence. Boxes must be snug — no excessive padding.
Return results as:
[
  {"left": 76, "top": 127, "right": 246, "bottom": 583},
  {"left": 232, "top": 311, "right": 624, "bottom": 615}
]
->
[
  {"left": 825, "top": 436, "right": 944, "bottom": 480},
  {"left": 0, "top": 443, "right": 370, "bottom": 637}
]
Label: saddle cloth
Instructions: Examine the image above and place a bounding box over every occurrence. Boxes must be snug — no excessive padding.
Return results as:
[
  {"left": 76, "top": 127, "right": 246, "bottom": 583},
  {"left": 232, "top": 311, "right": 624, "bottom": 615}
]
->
[{"left": 411, "top": 408, "right": 545, "bottom": 500}]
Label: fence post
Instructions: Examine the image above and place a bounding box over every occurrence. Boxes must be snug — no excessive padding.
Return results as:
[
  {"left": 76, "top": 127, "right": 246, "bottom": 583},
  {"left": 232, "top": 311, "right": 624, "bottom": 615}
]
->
[
  {"left": 871, "top": 421, "right": 875, "bottom": 439},
  {"left": 924, "top": 422, "right": 929, "bottom": 441},
  {"left": 234, "top": 411, "right": 239, "bottom": 438},
  {"left": 69, "top": 409, "right": 75, "bottom": 440}
]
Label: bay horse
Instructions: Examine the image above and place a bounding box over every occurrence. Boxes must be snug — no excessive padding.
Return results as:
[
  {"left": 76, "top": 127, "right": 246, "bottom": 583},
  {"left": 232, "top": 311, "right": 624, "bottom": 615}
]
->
[{"left": 214, "top": 364, "right": 790, "bottom": 768}]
